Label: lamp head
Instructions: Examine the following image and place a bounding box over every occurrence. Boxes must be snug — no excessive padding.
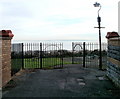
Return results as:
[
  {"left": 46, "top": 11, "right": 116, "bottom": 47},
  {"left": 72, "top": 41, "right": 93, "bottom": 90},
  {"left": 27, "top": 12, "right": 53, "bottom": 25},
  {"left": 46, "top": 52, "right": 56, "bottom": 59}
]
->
[{"left": 93, "top": 2, "right": 100, "bottom": 7}]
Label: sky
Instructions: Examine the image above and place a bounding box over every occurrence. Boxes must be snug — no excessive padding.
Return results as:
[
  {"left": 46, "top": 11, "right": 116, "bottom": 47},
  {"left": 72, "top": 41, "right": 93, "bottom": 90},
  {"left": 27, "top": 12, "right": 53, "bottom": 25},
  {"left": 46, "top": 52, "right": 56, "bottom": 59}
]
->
[{"left": 0, "top": 0, "right": 119, "bottom": 42}]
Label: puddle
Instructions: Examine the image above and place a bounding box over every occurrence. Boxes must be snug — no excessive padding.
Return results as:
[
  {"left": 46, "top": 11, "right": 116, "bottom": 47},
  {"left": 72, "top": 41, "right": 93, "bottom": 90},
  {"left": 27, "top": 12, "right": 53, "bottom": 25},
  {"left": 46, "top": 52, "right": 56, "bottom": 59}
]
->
[
  {"left": 76, "top": 79, "right": 84, "bottom": 82},
  {"left": 78, "top": 82, "right": 86, "bottom": 86}
]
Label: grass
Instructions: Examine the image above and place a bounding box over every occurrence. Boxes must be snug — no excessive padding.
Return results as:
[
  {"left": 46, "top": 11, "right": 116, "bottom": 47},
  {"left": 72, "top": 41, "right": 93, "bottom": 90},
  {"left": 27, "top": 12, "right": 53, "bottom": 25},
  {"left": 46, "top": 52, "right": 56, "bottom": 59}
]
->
[
  {"left": 12, "top": 58, "right": 72, "bottom": 69},
  {"left": 24, "top": 57, "right": 73, "bottom": 69},
  {"left": 12, "top": 57, "right": 107, "bottom": 69}
]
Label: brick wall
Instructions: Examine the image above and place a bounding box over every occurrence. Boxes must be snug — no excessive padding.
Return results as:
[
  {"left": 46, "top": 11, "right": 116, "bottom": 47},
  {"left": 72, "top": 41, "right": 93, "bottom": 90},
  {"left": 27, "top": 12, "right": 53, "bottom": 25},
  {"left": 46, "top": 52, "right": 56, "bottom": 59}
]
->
[
  {"left": 0, "top": 30, "right": 14, "bottom": 89},
  {"left": 107, "top": 37, "right": 120, "bottom": 87}
]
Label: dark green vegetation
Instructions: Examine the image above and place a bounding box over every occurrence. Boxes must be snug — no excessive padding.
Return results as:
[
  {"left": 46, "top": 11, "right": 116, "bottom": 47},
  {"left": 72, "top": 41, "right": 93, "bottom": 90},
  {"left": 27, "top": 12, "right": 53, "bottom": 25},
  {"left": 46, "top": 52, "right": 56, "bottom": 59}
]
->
[{"left": 12, "top": 58, "right": 72, "bottom": 69}]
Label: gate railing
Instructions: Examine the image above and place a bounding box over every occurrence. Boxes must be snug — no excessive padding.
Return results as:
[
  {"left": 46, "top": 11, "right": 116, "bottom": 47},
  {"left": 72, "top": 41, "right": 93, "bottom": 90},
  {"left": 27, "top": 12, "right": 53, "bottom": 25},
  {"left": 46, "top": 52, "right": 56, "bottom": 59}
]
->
[
  {"left": 72, "top": 42, "right": 107, "bottom": 69},
  {"left": 23, "top": 43, "right": 63, "bottom": 69},
  {"left": 11, "top": 42, "right": 63, "bottom": 75},
  {"left": 11, "top": 42, "right": 107, "bottom": 76}
]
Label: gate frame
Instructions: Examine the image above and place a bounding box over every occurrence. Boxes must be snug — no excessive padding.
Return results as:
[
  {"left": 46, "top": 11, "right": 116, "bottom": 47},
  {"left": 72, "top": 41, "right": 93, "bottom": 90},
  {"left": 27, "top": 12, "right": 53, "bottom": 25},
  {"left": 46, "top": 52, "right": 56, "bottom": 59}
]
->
[{"left": 72, "top": 42, "right": 85, "bottom": 67}]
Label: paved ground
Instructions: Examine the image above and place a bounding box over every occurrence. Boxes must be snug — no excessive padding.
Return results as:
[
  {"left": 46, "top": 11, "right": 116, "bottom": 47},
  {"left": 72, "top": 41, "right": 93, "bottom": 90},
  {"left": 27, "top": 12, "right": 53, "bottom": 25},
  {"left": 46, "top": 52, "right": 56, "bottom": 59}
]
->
[{"left": 2, "top": 64, "right": 120, "bottom": 98}]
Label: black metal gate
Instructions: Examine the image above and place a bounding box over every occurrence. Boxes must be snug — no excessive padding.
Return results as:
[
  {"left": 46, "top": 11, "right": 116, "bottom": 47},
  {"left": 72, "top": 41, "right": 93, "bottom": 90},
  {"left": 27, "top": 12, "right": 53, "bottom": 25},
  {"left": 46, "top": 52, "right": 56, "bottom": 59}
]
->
[
  {"left": 24, "top": 43, "right": 63, "bottom": 69},
  {"left": 72, "top": 42, "right": 83, "bottom": 65},
  {"left": 72, "top": 42, "right": 107, "bottom": 69},
  {"left": 11, "top": 43, "right": 24, "bottom": 76}
]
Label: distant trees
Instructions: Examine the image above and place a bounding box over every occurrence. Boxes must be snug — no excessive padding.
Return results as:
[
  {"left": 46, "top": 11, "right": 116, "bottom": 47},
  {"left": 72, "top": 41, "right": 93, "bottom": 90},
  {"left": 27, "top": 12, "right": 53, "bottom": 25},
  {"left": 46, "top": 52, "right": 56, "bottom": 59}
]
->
[{"left": 11, "top": 49, "right": 107, "bottom": 59}]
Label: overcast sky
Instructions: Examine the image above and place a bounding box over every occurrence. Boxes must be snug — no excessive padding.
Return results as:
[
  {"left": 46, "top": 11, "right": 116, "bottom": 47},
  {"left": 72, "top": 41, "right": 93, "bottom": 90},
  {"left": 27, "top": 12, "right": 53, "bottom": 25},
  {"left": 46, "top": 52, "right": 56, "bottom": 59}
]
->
[{"left": 0, "top": 0, "right": 119, "bottom": 42}]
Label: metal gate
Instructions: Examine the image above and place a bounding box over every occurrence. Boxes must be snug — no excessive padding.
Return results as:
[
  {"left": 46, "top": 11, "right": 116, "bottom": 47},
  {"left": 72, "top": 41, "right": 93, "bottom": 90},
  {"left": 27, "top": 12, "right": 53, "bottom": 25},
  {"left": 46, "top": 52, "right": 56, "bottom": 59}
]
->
[
  {"left": 24, "top": 43, "right": 63, "bottom": 69},
  {"left": 72, "top": 42, "right": 83, "bottom": 65},
  {"left": 72, "top": 42, "right": 107, "bottom": 69}
]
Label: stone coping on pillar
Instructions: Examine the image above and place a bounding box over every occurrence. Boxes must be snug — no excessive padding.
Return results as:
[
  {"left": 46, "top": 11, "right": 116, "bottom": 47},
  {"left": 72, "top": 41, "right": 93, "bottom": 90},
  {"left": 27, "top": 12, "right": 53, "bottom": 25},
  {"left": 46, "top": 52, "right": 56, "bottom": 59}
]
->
[
  {"left": 108, "top": 37, "right": 120, "bottom": 41},
  {"left": 0, "top": 37, "right": 13, "bottom": 40},
  {"left": 108, "top": 37, "right": 120, "bottom": 46},
  {"left": 0, "top": 30, "right": 14, "bottom": 38},
  {"left": 106, "top": 32, "right": 120, "bottom": 39}
]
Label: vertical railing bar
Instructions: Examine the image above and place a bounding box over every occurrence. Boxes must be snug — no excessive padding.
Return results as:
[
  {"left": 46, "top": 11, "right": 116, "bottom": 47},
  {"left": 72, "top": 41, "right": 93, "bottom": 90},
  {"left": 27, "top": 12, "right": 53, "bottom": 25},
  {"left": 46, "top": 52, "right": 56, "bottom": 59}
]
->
[
  {"left": 38, "top": 43, "right": 40, "bottom": 68},
  {"left": 54, "top": 43, "right": 55, "bottom": 68},
  {"left": 62, "top": 43, "right": 63, "bottom": 68},
  {"left": 34, "top": 43, "right": 35, "bottom": 68},
  {"left": 53, "top": 43, "right": 55, "bottom": 68},
  {"left": 37, "top": 43, "right": 39, "bottom": 68},
  {"left": 40, "top": 43, "right": 42, "bottom": 69},
  {"left": 21, "top": 43, "right": 24, "bottom": 69},
  {"left": 34, "top": 43, "right": 36, "bottom": 68},
  {"left": 43, "top": 42, "right": 45, "bottom": 66},
  {"left": 55, "top": 43, "right": 59, "bottom": 67},
  {"left": 93, "top": 42, "right": 96, "bottom": 68},
  {"left": 31, "top": 43, "right": 32, "bottom": 68},
  {"left": 52, "top": 43, "right": 53, "bottom": 68},
  {"left": 60, "top": 43, "right": 62, "bottom": 67},
  {"left": 24, "top": 43, "right": 26, "bottom": 68},
  {"left": 43, "top": 43, "right": 44, "bottom": 68},
  {"left": 36, "top": 43, "right": 37, "bottom": 68},
  {"left": 25, "top": 43, "right": 27, "bottom": 68},
  {"left": 53, "top": 42, "right": 55, "bottom": 68},
  {"left": 72, "top": 42, "right": 74, "bottom": 64},
  {"left": 59, "top": 43, "right": 61, "bottom": 67},
  {"left": 58, "top": 43, "right": 59, "bottom": 68},
  {"left": 27, "top": 43, "right": 29, "bottom": 68},
  {"left": 51, "top": 43, "right": 52, "bottom": 68},
  {"left": 90, "top": 43, "right": 93, "bottom": 66},
  {"left": 44, "top": 43, "right": 46, "bottom": 68},
  {"left": 56, "top": 43, "right": 57, "bottom": 68},
  {"left": 87, "top": 42, "right": 88, "bottom": 67},
  {"left": 59, "top": 43, "right": 60, "bottom": 67},
  {"left": 26, "top": 43, "right": 28, "bottom": 68},
  {"left": 83, "top": 42, "right": 85, "bottom": 67},
  {"left": 86, "top": 42, "right": 88, "bottom": 67},
  {"left": 33, "top": 43, "right": 34, "bottom": 68},
  {"left": 38, "top": 43, "right": 39, "bottom": 68},
  {"left": 88, "top": 43, "right": 90, "bottom": 67},
  {"left": 28, "top": 43, "right": 30, "bottom": 68},
  {"left": 42, "top": 43, "right": 43, "bottom": 68}
]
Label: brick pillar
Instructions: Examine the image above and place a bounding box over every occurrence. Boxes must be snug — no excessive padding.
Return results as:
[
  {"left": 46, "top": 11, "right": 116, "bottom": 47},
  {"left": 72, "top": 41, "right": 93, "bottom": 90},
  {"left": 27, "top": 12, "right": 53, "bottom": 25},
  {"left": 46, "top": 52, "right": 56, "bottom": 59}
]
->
[
  {"left": 106, "top": 32, "right": 120, "bottom": 87},
  {"left": 0, "top": 30, "right": 14, "bottom": 89}
]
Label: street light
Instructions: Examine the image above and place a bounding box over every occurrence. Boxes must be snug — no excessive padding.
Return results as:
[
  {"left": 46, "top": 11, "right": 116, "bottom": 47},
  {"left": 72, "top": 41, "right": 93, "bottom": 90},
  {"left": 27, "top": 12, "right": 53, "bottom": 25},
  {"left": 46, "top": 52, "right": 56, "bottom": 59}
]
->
[{"left": 93, "top": 2, "right": 105, "bottom": 70}]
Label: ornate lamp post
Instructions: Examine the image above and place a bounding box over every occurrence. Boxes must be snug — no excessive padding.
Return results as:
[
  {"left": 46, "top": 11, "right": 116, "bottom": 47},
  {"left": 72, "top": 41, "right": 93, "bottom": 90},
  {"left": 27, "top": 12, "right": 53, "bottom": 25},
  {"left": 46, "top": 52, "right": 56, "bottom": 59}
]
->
[{"left": 93, "top": 2, "right": 105, "bottom": 70}]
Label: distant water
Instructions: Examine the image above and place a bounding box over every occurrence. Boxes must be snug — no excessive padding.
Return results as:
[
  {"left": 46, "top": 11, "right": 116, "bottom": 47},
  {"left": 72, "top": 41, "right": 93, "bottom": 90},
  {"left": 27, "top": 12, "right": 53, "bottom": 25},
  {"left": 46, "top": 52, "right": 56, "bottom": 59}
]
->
[{"left": 12, "top": 40, "right": 103, "bottom": 50}]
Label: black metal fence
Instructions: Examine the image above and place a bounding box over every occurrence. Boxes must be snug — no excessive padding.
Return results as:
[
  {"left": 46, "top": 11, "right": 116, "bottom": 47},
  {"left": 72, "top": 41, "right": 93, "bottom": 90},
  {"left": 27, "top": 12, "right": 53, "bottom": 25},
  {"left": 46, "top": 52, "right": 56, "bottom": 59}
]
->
[
  {"left": 11, "top": 43, "right": 24, "bottom": 76},
  {"left": 72, "top": 42, "right": 107, "bottom": 69}
]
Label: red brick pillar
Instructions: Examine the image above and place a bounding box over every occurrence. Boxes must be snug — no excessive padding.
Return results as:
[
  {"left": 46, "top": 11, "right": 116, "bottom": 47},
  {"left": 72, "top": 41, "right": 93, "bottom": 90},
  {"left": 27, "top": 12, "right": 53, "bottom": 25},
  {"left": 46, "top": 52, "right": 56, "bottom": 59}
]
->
[{"left": 0, "top": 30, "right": 14, "bottom": 89}]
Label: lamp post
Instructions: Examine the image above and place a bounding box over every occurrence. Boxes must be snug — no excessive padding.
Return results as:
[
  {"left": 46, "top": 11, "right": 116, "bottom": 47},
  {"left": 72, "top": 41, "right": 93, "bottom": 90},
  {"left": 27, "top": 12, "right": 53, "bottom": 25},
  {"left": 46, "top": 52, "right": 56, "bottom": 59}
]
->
[{"left": 93, "top": 2, "right": 105, "bottom": 70}]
